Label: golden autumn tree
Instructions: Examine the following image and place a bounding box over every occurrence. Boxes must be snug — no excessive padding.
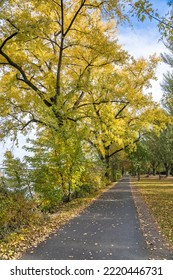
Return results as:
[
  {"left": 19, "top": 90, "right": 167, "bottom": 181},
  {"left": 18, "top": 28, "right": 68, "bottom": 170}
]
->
[
  {"left": 0, "top": 0, "right": 161, "bottom": 136},
  {"left": 75, "top": 55, "right": 168, "bottom": 179},
  {"left": 0, "top": 0, "right": 168, "bottom": 200},
  {"left": 0, "top": 0, "right": 126, "bottom": 135}
]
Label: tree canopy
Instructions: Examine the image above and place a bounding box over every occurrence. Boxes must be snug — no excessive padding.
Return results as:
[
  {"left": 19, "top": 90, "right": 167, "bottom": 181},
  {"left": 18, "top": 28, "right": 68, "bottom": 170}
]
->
[{"left": 0, "top": 0, "right": 171, "bottom": 224}]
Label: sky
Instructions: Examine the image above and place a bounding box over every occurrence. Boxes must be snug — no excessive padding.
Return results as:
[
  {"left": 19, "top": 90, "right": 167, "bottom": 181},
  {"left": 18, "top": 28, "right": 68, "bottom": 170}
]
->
[
  {"left": 0, "top": 0, "right": 172, "bottom": 165},
  {"left": 118, "top": 0, "right": 171, "bottom": 102}
]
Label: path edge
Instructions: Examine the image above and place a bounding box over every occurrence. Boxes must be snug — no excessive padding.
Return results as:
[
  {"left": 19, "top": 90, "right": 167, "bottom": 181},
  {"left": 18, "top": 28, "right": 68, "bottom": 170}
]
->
[{"left": 130, "top": 177, "right": 173, "bottom": 260}]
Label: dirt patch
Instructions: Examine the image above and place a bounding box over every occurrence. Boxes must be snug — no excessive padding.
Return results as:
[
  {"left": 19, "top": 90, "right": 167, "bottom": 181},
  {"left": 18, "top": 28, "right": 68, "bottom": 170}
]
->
[{"left": 131, "top": 182, "right": 173, "bottom": 260}]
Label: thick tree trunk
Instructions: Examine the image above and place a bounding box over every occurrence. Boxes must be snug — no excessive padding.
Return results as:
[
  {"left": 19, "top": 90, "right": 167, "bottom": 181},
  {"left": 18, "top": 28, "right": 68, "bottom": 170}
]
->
[
  {"left": 171, "top": 164, "right": 173, "bottom": 176},
  {"left": 137, "top": 172, "right": 140, "bottom": 181},
  {"left": 66, "top": 182, "right": 71, "bottom": 202},
  {"left": 164, "top": 163, "right": 170, "bottom": 177},
  {"left": 105, "top": 154, "right": 110, "bottom": 180},
  {"left": 122, "top": 166, "right": 125, "bottom": 176},
  {"left": 104, "top": 146, "right": 111, "bottom": 181},
  {"left": 152, "top": 162, "right": 157, "bottom": 176},
  {"left": 137, "top": 167, "right": 140, "bottom": 181}
]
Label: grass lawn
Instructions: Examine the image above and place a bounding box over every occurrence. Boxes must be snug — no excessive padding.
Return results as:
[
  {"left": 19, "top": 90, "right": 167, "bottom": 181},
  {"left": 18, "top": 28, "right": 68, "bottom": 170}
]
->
[{"left": 132, "top": 176, "right": 173, "bottom": 245}]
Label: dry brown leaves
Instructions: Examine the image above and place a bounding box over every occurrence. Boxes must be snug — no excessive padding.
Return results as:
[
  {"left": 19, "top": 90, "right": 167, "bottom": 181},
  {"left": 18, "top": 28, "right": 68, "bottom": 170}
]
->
[{"left": 0, "top": 183, "right": 115, "bottom": 260}]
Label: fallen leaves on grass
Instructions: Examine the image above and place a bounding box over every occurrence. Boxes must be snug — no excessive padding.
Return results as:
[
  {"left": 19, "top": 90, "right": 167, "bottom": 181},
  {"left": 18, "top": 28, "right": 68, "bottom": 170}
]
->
[{"left": 132, "top": 176, "right": 173, "bottom": 246}]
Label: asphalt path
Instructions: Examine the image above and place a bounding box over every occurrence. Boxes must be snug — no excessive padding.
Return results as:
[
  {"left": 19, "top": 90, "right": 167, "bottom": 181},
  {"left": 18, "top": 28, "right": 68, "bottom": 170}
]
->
[{"left": 22, "top": 177, "right": 149, "bottom": 260}]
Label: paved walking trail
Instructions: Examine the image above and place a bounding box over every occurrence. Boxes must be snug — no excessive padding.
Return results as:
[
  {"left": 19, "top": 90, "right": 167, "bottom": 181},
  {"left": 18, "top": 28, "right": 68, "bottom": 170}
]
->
[{"left": 22, "top": 177, "right": 149, "bottom": 260}]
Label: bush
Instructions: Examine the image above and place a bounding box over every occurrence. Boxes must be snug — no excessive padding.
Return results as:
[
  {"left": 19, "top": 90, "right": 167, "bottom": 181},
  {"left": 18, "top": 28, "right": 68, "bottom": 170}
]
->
[
  {"left": 112, "top": 170, "right": 122, "bottom": 182},
  {"left": 0, "top": 192, "right": 37, "bottom": 239},
  {"left": 73, "top": 165, "right": 106, "bottom": 198}
]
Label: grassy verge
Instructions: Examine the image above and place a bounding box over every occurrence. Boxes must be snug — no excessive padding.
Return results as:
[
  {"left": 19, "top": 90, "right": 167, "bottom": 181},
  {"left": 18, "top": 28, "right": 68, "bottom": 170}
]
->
[
  {"left": 132, "top": 176, "right": 173, "bottom": 245},
  {"left": 0, "top": 182, "right": 116, "bottom": 260}
]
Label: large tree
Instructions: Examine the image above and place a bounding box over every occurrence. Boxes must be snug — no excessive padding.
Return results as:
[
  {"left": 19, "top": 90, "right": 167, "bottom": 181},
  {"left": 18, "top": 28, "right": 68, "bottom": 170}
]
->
[
  {"left": 0, "top": 0, "right": 165, "bottom": 137},
  {"left": 0, "top": 0, "right": 167, "bottom": 191}
]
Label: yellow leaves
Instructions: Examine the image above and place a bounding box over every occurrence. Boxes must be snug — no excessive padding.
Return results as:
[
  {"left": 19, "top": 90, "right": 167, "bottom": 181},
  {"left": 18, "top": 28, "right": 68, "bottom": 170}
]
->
[
  {"left": 0, "top": 0, "right": 169, "bottom": 187},
  {"left": 1, "top": 0, "right": 171, "bottom": 260},
  {"left": 0, "top": 183, "right": 113, "bottom": 260},
  {"left": 121, "top": 56, "right": 159, "bottom": 92},
  {"left": 34, "top": 46, "right": 52, "bottom": 64},
  {"left": 134, "top": 176, "right": 173, "bottom": 245}
]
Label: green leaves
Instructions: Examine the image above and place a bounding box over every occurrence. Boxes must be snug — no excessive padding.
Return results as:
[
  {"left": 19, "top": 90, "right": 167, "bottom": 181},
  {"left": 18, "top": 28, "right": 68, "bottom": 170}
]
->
[{"left": 0, "top": 0, "right": 172, "bottom": 246}]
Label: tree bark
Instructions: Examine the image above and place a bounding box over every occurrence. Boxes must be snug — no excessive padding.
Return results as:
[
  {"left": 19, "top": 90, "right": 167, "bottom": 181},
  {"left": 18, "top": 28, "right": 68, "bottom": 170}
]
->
[
  {"left": 104, "top": 146, "right": 111, "bottom": 180},
  {"left": 152, "top": 162, "right": 157, "bottom": 176},
  {"left": 164, "top": 163, "right": 170, "bottom": 177},
  {"left": 137, "top": 168, "right": 140, "bottom": 181}
]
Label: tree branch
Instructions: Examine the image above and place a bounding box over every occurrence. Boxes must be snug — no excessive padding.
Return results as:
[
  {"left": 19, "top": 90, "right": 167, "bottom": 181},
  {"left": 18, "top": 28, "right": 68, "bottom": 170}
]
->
[
  {"left": 72, "top": 91, "right": 85, "bottom": 109},
  {"left": 115, "top": 103, "right": 129, "bottom": 119},
  {"left": 53, "top": 0, "right": 64, "bottom": 103},
  {"left": 0, "top": 33, "right": 52, "bottom": 107},
  {"left": 109, "top": 137, "right": 141, "bottom": 159},
  {"left": 64, "top": 0, "right": 87, "bottom": 37},
  {"left": 86, "top": 139, "right": 105, "bottom": 161},
  {"left": 84, "top": 1, "right": 109, "bottom": 9},
  {"left": 130, "top": 3, "right": 173, "bottom": 29},
  {"left": 6, "top": 19, "right": 20, "bottom": 31},
  {"left": 144, "top": 9, "right": 173, "bottom": 29},
  {"left": 70, "top": 100, "right": 129, "bottom": 110},
  {"left": 0, "top": 50, "right": 39, "bottom": 93},
  {"left": 20, "top": 118, "right": 47, "bottom": 131},
  {"left": 0, "top": 32, "right": 18, "bottom": 50}
]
